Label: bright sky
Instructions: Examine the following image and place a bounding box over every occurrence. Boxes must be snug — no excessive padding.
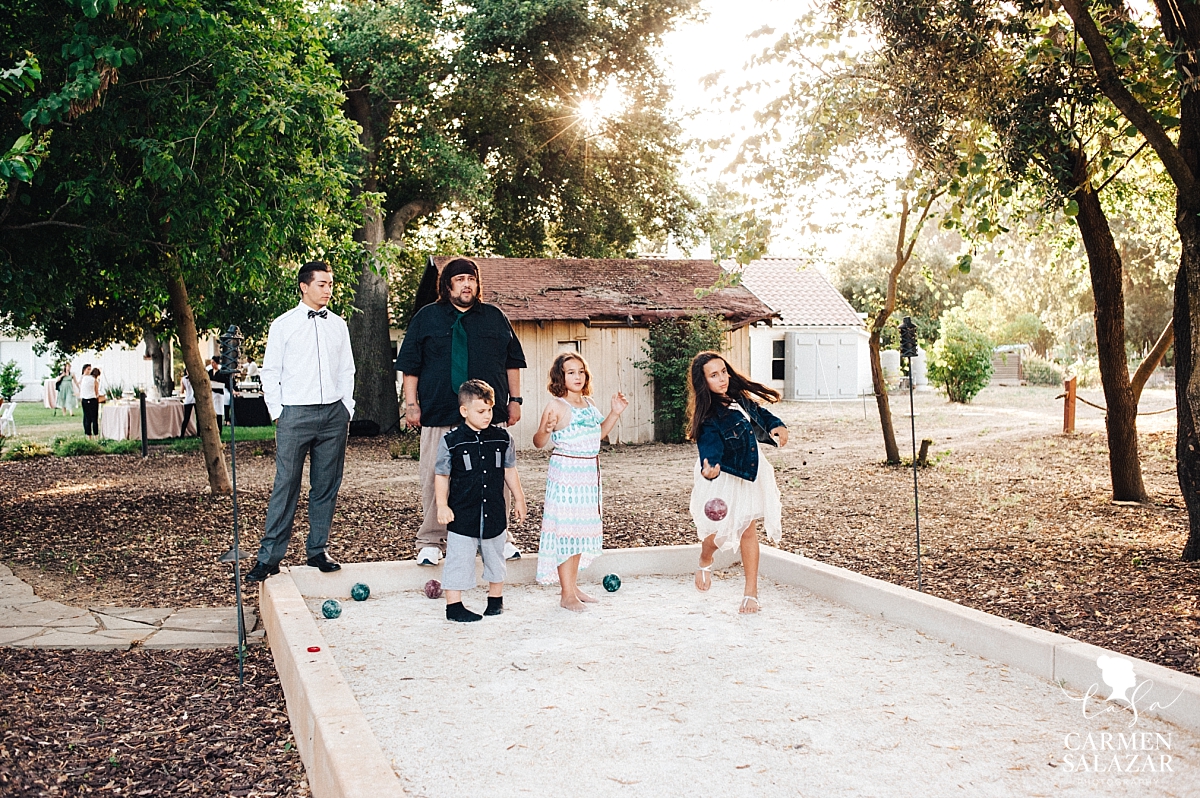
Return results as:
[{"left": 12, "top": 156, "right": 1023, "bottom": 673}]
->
[{"left": 661, "top": 0, "right": 797, "bottom": 180}]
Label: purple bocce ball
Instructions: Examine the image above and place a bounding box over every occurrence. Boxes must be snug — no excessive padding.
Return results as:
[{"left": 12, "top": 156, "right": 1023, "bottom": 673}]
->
[
  {"left": 704, "top": 498, "right": 728, "bottom": 521},
  {"left": 424, "top": 579, "right": 443, "bottom": 600}
]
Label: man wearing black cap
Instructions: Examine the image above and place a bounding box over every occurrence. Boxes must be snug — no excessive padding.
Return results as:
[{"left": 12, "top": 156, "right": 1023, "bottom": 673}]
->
[{"left": 395, "top": 257, "right": 527, "bottom": 567}]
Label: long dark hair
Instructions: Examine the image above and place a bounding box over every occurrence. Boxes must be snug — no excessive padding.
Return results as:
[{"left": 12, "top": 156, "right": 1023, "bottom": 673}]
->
[{"left": 686, "top": 351, "right": 780, "bottom": 442}]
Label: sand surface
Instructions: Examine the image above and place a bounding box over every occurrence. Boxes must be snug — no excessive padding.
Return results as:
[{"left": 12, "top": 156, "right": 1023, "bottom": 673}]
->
[{"left": 311, "top": 573, "right": 1198, "bottom": 797}]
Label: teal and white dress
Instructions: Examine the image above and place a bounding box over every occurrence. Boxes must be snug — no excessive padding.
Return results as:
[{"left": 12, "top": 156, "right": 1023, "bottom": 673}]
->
[{"left": 537, "top": 397, "right": 604, "bottom": 585}]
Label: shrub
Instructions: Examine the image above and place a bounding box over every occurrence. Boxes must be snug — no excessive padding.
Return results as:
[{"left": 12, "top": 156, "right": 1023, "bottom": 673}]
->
[
  {"left": 635, "top": 314, "right": 728, "bottom": 443},
  {"left": 3, "top": 441, "right": 53, "bottom": 460},
  {"left": 53, "top": 437, "right": 104, "bottom": 456},
  {"left": 928, "top": 316, "right": 994, "bottom": 403},
  {"left": 0, "top": 361, "right": 22, "bottom": 402},
  {"left": 102, "top": 439, "right": 142, "bottom": 455},
  {"left": 1023, "top": 355, "right": 1064, "bottom": 387}
]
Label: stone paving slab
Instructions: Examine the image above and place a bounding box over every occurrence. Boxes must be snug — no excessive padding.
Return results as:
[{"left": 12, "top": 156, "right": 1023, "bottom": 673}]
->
[
  {"left": 7, "top": 602, "right": 97, "bottom": 627},
  {"left": 0, "top": 569, "right": 260, "bottom": 650},
  {"left": 18, "top": 630, "right": 134, "bottom": 650},
  {"left": 96, "top": 614, "right": 159, "bottom": 632},
  {"left": 0, "top": 596, "right": 43, "bottom": 609},
  {"left": 0, "top": 627, "right": 45, "bottom": 645},
  {"left": 90, "top": 606, "right": 175, "bottom": 625},
  {"left": 162, "top": 607, "right": 256, "bottom": 634},
  {"left": 141, "top": 629, "right": 242, "bottom": 649}
]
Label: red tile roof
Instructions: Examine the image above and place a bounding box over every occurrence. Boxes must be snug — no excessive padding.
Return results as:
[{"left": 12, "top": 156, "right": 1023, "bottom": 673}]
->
[
  {"left": 425, "top": 257, "right": 778, "bottom": 327},
  {"left": 737, "top": 258, "right": 866, "bottom": 328}
]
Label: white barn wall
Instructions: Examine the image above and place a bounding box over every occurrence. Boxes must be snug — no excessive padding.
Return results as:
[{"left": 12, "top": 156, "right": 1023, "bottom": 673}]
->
[
  {"left": 749, "top": 325, "right": 784, "bottom": 395},
  {"left": 747, "top": 324, "right": 869, "bottom": 400},
  {"left": 395, "top": 322, "right": 755, "bottom": 450},
  {"left": 509, "top": 321, "right": 656, "bottom": 450}
]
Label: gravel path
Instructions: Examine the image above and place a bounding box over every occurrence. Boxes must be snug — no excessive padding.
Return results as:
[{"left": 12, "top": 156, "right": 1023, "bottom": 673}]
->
[{"left": 312, "top": 574, "right": 1199, "bottom": 797}]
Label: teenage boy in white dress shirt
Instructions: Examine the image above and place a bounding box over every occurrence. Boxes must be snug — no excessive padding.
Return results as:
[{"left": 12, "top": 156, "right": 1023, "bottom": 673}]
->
[{"left": 245, "top": 261, "right": 355, "bottom": 582}]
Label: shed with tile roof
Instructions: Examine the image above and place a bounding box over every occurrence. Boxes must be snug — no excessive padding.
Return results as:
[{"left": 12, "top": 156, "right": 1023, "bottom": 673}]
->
[
  {"left": 400, "top": 257, "right": 778, "bottom": 447},
  {"left": 735, "top": 258, "right": 872, "bottom": 401}
]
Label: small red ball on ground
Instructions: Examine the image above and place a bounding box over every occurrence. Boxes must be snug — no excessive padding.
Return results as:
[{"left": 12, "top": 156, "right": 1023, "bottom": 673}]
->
[
  {"left": 704, "top": 498, "right": 728, "bottom": 521},
  {"left": 424, "top": 579, "right": 443, "bottom": 599},
  {"left": 307, "top": 646, "right": 321, "bottom": 652}
]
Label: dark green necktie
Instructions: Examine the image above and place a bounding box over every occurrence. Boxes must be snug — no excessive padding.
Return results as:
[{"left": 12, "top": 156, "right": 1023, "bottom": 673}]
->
[{"left": 451, "top": 310, "right": 468, "bottom": 392}]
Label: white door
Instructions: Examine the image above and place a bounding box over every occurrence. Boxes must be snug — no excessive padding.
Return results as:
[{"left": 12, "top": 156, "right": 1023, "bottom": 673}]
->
[
  {"left": 785, "top": 332, "right": 816, "bottom": 399},
  {"left": 816, "top": 336, "right": 837, "bottom": 396},
  {"left": 837, "top": 336, "right": 858, "bottom": 397}
]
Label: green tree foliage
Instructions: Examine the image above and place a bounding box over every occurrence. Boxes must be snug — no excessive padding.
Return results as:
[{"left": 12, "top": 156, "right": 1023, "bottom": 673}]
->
[
  {"left": 927, "top": 312, "right": 994, "bottom": 404},
  {"left": 0, "top": 359, "right": 21, "bottom": 401},
  {"left": 795, "top": 0, "right": 1170, "bottom": 500},
  {"left": 635, "top": 315, "right": 727, "bottom": 443},
  {"left": 326, "top": 0, "right": 703, "bottom": 429},
  {"left": 1, "top": 0, "right": 361, "bottom": 491},
  {"left": 835, "top": 225, "right": 988, "bottom": 348}
]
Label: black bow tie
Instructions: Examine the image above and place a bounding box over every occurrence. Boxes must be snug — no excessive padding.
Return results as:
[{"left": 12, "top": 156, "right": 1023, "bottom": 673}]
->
[{"left": 308, "top": 309, "right": 328, "bottom": 319}]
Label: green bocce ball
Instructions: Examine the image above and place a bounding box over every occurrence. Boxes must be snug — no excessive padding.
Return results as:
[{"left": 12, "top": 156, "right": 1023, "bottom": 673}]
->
[
  {"left": 322, "top": 599, "right": 342, "bottom": 619},
  {"left": 602, "top": 573, "right": 621, "bottom": 592},
  {"left": 351, "top": 583, "right": 370, "bottom": 602}
]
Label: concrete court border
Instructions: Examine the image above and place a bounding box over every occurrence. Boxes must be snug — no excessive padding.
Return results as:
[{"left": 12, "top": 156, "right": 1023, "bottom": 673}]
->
[{"left": 263, "top": 544, "right": 1200, "bottom": 797}]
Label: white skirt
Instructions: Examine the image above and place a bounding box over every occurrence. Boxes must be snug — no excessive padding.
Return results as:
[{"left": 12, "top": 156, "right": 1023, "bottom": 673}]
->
[{"left": 690, "top": 443, "right": 782, "bottom": 552}]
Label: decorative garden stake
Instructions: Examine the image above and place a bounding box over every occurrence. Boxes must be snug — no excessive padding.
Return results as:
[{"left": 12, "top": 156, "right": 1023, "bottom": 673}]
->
[
  {"left": 899, "top": 316, "right": 922, "bottom": 593},
  {"left": 216, "top": 325, "right": 249, "bottom": 683}
]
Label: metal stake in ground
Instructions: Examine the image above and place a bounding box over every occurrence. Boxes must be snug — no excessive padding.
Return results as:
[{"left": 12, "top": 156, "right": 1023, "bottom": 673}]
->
[
  {"left": 899, "top": 316, "right": 922, "bottom": 593},
  {"left": 218, "top": 325, "right": 248, "bottom": 684}
]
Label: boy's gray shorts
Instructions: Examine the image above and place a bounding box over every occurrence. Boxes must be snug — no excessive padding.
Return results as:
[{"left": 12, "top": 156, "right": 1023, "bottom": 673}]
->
[{"left": 442, "top": 532, "right": 507, "bottom": 591}]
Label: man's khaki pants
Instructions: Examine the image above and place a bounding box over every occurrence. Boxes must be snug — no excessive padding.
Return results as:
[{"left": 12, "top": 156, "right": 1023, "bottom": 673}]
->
[{"left": 416, "top": 424, "right": 517, "bottom": 553}]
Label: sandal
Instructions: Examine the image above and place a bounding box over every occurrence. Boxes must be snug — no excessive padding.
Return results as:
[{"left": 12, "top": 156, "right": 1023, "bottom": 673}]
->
[
  {"left": 740, "top": 595, "right": 761, "bottom": 614},
  {"left": 694, "top": 562, "right": 713, "bottom": 592}
]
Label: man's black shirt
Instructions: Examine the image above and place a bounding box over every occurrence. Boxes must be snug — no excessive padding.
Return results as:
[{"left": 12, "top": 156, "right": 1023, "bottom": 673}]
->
[{"left": 394, "top": 301, "right": 526, "bottom": 427}]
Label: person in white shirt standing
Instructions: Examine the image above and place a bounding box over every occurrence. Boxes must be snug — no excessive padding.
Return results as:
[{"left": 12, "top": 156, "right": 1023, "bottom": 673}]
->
[{"left": 245, "top": 261, "right": 356, "bottom": 582}]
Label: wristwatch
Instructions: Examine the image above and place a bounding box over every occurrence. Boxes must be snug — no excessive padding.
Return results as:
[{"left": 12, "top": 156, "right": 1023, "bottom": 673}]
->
[{"left": 510, "top": 396, "right": 523, "bottom": 405}]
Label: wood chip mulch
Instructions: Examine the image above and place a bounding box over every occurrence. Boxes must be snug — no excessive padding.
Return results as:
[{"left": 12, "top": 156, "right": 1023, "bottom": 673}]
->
[{"left": 0, "top": 647, "right": 306, "bottom": 797}]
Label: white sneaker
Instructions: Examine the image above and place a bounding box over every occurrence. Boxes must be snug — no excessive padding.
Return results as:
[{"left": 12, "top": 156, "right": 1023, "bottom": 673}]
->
[
  {"left": 417, "top": 547, "right": 441, "bottom": 566},
  {"left": 503, "top": 542, "right": 522, "bottom": 561}
]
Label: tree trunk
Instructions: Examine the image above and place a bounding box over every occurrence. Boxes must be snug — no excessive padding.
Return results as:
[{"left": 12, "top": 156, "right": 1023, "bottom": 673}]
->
[
  {"left": 1070, "top": 151, "right": 1148, "bottom": 502},
  {"left": 166, "top": 271, "right": 230, "bottom": 494},
  {"left": 142, "top": 328, "right": 173, "bottom": 398},
  {"left": 1130, "top": 318, "right": 1172, "bottom": 405},
  {"left": 348, "top": 204, "right": 400, "bottom": 433},
  {"left": 344, "top": 89, "right": 401, "bottom": 434},
  {"left": 1177, "top": 89, "right": 1200, "bottom": 559},
  {"left": 869, "top": 328, "right": 900, "bottom": 463},
  {"left": 867, "top": 191, "right": 936, "bottom": 465}
]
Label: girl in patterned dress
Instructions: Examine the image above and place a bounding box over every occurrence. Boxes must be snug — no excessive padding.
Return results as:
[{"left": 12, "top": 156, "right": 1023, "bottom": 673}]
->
[{"left": 534, "top": 352, "right": 628, "bottom": 611}]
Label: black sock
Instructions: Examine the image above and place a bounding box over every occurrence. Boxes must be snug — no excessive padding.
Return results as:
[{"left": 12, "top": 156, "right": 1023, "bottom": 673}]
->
[
  {"left": 446, "top": 601, "right": 482, "bottom": 622},
  {"left": 484, "top": 596, "right": 503, "bottom": 616}
]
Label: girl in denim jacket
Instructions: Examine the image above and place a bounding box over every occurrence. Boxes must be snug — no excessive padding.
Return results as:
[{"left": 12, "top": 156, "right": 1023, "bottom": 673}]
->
[{"left": 686, "top": 351, "right": 788, "bottom": 614}]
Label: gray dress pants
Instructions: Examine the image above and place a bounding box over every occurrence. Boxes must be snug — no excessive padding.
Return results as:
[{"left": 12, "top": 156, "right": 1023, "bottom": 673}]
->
[{"left": 256, "top": 402, "right": 350, "bottom": 565}]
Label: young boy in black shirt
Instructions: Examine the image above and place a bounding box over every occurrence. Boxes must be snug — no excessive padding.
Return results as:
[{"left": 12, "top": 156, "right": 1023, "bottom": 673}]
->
[{"left": 435, "top": 380, "right": 528, "bottom": 622}]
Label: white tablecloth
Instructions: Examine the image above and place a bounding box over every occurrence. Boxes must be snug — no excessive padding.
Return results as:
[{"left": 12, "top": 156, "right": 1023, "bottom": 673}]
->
[
  {"left": 43, "top": 378, "right": 57, "bottom": 408},
  {"left": 100, "top": 400, "right": 196, "bottom": 440}
]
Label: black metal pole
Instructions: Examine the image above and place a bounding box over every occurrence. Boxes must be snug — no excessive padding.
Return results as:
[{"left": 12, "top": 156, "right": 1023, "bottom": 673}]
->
[
  {"left": 139, "top": 394, "right": 148, "bottom": 458},
  {"left": 908, "top": 361, "right": 922, "bottom": 593},
  {"left": 231, "top": 393, "right": 246, "bottom": 685}
]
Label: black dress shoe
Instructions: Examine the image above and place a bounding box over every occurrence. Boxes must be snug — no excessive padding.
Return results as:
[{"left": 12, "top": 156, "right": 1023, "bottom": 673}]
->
[
  {"left": 306, "top": 552, "right": 341, "bottom": 572},
  {"left": 244, "top": 561, "right": 278, "bottom": 583}
]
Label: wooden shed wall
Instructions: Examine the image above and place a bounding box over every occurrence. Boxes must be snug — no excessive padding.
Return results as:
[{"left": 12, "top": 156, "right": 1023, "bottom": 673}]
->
[{"left": 507, "top": 322, "right": 751, "bottom": 450}]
